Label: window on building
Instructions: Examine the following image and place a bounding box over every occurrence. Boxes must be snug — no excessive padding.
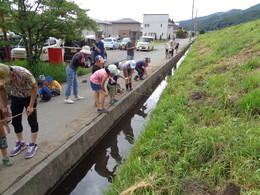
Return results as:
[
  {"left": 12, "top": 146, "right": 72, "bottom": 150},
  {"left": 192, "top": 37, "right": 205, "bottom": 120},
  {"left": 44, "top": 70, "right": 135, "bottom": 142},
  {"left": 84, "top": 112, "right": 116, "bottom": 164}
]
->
[
  {"left": 161, "top": 24, "right": 162, "bottom": 27},
  {"left": 144, "top": 24, "right": 150, "bottom": 27}
]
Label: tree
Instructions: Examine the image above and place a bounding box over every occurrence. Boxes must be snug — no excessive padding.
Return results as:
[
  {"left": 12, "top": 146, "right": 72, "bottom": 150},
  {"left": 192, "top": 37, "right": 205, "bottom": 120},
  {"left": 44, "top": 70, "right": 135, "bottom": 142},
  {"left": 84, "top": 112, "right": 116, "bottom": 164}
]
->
[
  {"left": 176, "top": 29, "right": 185, "bottom": 38},
  {"left": 0, "top": 0, "right": 97, "bottom": 66},
  {"left": 199, "top": 29, "right": 205, "bottom": 34}
]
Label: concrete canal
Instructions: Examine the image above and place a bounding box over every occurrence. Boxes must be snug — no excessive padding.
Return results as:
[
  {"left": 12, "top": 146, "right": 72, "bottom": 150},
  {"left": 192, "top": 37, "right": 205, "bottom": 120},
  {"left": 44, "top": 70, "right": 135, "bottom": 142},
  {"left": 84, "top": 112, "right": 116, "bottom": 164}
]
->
[{"left": 48, "top": 48, "right": 190, "bottom": 195}]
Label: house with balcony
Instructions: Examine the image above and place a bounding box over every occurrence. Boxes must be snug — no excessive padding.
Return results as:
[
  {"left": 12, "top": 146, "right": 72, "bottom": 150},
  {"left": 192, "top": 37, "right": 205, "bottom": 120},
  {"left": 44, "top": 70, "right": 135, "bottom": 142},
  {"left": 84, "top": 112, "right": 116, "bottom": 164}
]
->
[{"left": 142, "top": 14, "right": 179, "bottom": 40}]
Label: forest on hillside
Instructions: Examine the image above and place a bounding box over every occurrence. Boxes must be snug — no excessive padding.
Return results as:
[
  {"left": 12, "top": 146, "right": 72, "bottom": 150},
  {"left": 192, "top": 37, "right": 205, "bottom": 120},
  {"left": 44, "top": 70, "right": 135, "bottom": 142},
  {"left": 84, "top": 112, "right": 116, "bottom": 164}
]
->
[{"left": 179, "top": 3, "right": 260, "bottom": 31}]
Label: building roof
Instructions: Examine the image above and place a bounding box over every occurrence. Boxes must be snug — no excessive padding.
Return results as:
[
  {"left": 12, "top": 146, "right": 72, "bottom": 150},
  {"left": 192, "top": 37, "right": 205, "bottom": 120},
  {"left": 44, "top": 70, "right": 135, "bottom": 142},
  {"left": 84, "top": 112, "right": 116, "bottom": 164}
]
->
[
  {"left": 111, "top": 18, "right": 141, "bottom": 24},
  {"left": 143, "top": 14, "right": 169, "bottom": 16},
  {"left": 94, "top": 19, "right": 112, "bottom": 25}
]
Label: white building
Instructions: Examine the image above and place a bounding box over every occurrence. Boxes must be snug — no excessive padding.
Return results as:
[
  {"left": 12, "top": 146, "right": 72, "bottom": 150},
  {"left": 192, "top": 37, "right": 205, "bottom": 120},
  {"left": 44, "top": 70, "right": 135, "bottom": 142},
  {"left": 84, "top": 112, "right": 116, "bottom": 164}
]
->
[{"left": 142, "top": 14, "right": 176, "bottom": 40}]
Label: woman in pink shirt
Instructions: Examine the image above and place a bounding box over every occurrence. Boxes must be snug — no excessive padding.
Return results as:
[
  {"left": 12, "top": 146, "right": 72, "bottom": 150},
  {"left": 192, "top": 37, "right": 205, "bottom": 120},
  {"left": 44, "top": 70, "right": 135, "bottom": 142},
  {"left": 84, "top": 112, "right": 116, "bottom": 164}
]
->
[{"left": 90, "top": 65, "right": 119, "bottom": 113}]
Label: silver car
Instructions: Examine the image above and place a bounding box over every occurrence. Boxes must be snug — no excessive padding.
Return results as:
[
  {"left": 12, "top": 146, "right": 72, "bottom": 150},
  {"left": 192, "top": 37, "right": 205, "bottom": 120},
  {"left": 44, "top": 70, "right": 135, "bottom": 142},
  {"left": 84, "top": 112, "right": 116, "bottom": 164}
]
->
[{"left": 119, "top": 37, "right": 130, "bottom": 50}]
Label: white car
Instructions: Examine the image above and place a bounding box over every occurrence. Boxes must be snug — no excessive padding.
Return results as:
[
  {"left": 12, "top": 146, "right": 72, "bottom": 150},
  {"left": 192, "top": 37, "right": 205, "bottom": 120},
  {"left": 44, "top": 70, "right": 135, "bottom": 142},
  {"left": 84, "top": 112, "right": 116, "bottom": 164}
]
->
[
  {"left": 11, "top": 37, "right": 63, "bottom": 61},
  {"left": 136, "top": 36, "right": 154, "bottom": 51},
  {"left": 103, "top": 37, "right": 120, "bottom": 50},
  {"left": 119, "top": 37, "right": 130, "bottom": 50}
]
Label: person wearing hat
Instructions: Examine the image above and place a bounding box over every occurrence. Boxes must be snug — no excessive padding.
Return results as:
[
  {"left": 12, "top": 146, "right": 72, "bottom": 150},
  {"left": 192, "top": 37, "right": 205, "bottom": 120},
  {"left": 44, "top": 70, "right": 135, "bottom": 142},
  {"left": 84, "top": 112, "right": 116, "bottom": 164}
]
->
[
  {"left": 38, "top": 74, "right": 48, "bottom": 87},
  {"left": 119, "top": 60, "right": 136, "bottom": 91},
  {"left": 107, "top": 64, "right": 127, "bottom": 104},
  {"left": 89, "top": 64, "right": 120, "bottom": 113},
  {"left": 46, "top": 76, "right": 62, "bottom": 96},
  {"left": 92, "top": 55, "right": 105, "bottom": 74},
  {"left": 0, "top": 63, "right": 39, "bottom": 159},
  {"left": 64, "top": 48, "right": 90, "bottom": 104}
]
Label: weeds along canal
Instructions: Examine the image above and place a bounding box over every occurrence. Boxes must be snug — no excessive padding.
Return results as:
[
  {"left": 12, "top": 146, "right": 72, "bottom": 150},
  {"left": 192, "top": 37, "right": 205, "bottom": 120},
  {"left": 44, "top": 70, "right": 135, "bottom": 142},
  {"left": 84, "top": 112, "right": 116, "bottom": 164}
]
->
[{"left": 48, "top": 49, "right": 189, "bottom": 195}]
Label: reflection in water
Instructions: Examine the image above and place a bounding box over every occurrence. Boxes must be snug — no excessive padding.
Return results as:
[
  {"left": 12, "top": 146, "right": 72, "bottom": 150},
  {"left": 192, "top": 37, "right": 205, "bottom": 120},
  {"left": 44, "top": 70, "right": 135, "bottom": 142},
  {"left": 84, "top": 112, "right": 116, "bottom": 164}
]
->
[{"left": 49, "top": 79, "right": 168, "bottom": 195}]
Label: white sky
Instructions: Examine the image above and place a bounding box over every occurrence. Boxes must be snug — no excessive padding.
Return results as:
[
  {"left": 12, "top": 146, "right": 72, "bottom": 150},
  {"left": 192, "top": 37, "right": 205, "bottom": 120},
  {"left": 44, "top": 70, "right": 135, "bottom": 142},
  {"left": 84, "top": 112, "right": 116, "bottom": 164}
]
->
[{"left": 73, "top": 0, "right": 259, "bottom": 23}]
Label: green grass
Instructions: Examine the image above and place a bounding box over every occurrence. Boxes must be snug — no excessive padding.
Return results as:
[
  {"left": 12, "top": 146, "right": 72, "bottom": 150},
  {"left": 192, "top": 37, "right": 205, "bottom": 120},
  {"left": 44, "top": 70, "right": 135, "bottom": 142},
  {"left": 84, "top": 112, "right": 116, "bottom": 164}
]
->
[
  {"left": 106, "top": 20, "right": 260, "bottom": 194},
  {"left": 4, "top": 60, "right": 91, "bottom": 83}
]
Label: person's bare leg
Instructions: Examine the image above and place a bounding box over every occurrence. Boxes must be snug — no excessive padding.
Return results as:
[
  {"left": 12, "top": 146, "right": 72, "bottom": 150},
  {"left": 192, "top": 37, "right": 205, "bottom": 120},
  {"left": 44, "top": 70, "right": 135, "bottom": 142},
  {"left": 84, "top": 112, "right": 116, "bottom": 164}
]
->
[
  {"left": 31, "top": 132, "right": 38, "bottom": 143},
  {"left": 94, "top": 91, "right": 101, "bottom": 109}
]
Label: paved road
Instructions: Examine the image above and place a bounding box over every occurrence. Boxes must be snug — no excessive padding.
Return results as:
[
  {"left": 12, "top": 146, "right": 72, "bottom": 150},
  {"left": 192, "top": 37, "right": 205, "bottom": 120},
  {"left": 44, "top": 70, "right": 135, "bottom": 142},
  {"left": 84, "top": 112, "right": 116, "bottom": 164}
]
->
[{"left": 0, "top": 38, "right": 192, "bottom": 194}]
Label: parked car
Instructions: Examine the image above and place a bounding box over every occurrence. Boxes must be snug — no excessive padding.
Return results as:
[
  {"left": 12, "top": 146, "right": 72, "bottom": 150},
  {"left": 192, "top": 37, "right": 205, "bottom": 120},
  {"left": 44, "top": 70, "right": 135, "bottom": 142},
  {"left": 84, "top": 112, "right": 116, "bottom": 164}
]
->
[
  {"left": 63, "top": 39, "right": 107, "bottom": 66},
  {"left": 0, "top": 34, "right": 22, "bottom": 62},
  {"left": 103, "top": 37, "right": 120, "bottom": 50},
  {"left": 136, "top": 36, "right": 154, "bottom": 51},
  {"left": 119, "top": 37, "right": 130, "bottom": 50},
  {"left": 11, "top": 37, "right": 62, "bottom": 61},
  {"left": 63, "top": 44, "right": 94, "bottom": 68}
]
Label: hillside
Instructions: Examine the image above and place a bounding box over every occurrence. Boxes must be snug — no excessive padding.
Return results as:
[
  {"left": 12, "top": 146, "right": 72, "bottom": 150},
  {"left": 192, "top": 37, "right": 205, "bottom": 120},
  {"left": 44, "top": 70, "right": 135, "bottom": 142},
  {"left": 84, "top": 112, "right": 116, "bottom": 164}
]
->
[
  {"left": 106, "top": 20, "right": 260, "bottom": 194},
  {"left": 179, "top": 3, "right": 260, "bottom": 31}
]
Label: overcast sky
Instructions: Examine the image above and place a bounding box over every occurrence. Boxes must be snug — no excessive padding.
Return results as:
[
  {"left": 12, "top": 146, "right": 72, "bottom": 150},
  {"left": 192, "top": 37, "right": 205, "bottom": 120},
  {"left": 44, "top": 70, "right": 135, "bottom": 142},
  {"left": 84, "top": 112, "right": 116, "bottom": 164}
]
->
[{"left": 73, "top": 0, "right": 259, "bottom": 23}]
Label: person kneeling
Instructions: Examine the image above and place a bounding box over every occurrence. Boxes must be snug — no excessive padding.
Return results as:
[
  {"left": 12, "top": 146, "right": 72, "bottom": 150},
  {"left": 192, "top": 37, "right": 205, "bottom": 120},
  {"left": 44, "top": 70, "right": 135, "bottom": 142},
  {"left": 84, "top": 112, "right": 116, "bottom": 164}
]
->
[{"left": 38, "top": 81, "right": 52, "bottom": 101}]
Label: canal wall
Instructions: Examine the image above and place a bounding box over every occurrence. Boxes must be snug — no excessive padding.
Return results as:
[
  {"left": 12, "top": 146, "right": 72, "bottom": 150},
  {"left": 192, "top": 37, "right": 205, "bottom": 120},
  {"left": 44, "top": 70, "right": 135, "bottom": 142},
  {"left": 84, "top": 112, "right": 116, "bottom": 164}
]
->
[{"left": 3, "top": 42, "right": 192, "bottom": 195}]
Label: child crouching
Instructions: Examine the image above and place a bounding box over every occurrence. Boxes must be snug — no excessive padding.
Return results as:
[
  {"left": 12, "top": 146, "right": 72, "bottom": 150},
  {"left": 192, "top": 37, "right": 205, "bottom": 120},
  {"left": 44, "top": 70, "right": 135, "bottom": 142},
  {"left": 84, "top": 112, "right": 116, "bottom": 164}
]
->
[{"left": 107, "top": 74, "right": 127, "bottom": 104}]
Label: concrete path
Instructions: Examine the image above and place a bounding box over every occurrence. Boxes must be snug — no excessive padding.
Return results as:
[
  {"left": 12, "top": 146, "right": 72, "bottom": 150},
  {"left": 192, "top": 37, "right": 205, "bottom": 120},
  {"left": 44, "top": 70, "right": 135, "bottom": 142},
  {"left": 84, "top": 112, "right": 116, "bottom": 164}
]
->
[{"left": 0, "top": 38, "right": 192, "bottom": 194}]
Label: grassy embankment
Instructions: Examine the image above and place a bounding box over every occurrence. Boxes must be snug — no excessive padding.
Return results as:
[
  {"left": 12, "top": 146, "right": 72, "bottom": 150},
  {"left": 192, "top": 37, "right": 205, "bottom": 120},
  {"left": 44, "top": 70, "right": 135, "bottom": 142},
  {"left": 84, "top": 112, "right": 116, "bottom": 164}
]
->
[{"left": 106, "top": 19, "right": 260, "bottom": 194}]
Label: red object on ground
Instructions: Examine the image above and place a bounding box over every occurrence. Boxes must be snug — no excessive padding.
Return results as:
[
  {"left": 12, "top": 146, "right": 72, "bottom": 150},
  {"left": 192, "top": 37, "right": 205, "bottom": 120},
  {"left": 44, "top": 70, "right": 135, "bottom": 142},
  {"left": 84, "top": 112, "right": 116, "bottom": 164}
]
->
[{"left": 48, "top": 48, "right": 63, "bottom": 64}]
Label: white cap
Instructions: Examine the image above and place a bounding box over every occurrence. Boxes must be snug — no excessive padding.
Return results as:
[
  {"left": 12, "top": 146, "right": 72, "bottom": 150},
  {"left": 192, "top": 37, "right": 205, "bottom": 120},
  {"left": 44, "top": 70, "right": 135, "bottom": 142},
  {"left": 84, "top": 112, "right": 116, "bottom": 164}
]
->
[
  {"left": 80, "top": 49, "right": 91, "bottom": 55},
  {"left": 80, "top": 46, "right": 91, "bottom": 54},
  {"left": 130, "top": 60, "right": 136, "bottom": 69},
  {"left": 107, "top": 64, "right": 120, "bottom": 75}
]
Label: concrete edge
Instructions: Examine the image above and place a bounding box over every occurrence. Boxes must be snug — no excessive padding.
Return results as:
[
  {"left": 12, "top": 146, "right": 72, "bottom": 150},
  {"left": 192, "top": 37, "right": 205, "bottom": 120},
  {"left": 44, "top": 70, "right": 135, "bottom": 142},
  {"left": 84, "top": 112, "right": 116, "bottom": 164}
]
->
[{"left": 3, "top": 42, "right": 193, "bottom": 195}]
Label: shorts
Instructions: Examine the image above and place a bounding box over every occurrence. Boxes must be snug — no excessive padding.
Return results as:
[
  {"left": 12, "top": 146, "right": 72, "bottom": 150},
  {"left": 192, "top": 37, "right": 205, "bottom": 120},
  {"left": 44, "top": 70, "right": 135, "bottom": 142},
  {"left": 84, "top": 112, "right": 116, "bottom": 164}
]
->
[
  {"left": 123, "top": 69, "right": 132, "bottom": 77},
  {"left": 90, "top": 81, "right": 102, "bottom": 91},
  {"left": 127, "top": 55, "right": 134, "bottom": 60},
  {"left": 108, "top": 84, "right": 116, "bottom": 96}
]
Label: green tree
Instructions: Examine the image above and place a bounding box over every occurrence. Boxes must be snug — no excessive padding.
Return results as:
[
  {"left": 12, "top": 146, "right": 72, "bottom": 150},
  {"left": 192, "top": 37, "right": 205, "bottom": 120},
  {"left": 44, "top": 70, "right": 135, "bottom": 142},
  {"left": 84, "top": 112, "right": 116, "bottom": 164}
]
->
[
  {"left": 0, "top": 0, "right": 97, "bottom": 66},
  {"left": 199, "top": 29, "right": 205, "bottom": 34},
  {"left": 176, "top": 29, "right": 185, "bottom": 38}
]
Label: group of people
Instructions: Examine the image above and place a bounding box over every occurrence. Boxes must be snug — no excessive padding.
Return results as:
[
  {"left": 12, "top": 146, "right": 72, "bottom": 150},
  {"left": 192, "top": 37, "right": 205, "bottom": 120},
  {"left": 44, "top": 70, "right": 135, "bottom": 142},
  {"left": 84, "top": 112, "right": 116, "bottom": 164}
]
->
[
  {"left": 165, "top": 39, "right": 179, "bottom": 59},
  {"left": 37, "top": 75, "right": 62, "bottom": 101},
  {"left": 0, "top": 34, "right": 149, "bottom": 166}
]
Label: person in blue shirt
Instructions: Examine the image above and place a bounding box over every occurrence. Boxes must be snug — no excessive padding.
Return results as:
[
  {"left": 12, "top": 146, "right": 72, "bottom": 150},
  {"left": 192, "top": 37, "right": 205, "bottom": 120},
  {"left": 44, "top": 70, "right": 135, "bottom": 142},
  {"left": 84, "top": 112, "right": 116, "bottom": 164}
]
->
[
  {"left": 134, "top": 60, "right": 149, "bottom": 81},
  {"left": 92, "top": 34, "right": 105, "bottom": 60},
  {"left": 37, "top": 81, "right": 52, "bottom": 101}
]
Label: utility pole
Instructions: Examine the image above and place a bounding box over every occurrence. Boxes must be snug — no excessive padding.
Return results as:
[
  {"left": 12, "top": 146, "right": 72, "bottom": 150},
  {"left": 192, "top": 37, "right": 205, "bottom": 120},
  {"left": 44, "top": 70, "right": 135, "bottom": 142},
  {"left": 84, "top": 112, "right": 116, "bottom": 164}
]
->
[
  {"left": 0, "top": 12, "right": 11, "bottom": 62},
  {"left": 190, "top": 0, "right": 195, "bottom": 41},
  {"left": 195, "top": 9, "right": 198, "bottom": 33}
]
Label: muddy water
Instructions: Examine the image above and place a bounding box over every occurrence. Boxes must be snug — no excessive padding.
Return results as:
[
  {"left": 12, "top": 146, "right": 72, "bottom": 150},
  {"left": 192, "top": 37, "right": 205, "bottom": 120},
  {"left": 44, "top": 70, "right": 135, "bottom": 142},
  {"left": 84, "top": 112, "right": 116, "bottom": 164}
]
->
[{"left": 48, "top": 49, "right": 190, "bottom": 195}]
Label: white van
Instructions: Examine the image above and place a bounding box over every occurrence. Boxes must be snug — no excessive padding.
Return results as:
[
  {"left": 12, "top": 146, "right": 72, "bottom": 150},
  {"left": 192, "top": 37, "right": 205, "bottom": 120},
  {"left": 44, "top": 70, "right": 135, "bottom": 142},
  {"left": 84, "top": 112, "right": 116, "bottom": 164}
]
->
[
  {"left": 136, "top": 36, "right": 154, "bottom": 51},
  {"left": 11, "top": 37, "right": 62, "bottom": 61}
]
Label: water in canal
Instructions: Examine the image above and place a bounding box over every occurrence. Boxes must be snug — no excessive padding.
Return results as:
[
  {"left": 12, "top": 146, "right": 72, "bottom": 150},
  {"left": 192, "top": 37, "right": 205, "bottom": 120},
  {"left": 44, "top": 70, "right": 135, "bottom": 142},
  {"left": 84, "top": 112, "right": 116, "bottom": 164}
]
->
[{"left": 48, "top": 51, "right": 188, "bottom": 195}]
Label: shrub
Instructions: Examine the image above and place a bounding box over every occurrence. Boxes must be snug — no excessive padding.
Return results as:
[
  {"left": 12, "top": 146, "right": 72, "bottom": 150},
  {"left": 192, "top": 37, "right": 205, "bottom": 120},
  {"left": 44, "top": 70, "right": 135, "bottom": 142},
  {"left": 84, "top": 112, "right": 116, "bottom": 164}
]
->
[
  {"left": 176, "top": 30, "right": 185, "bottom": 38},
  {"left": 199, "top": 29, "right": 206, "bottom": 34},
  {"left": 5, "top": 60, "right": 90, "bottom": 83}
]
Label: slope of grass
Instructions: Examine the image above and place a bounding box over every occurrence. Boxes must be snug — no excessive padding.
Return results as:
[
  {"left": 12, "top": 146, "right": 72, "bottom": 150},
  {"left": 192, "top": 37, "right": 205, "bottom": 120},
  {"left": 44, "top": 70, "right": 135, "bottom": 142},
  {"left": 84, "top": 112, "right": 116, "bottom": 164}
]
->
[{"left": 106, "top": 20, "right": 260, "bottom": 194}]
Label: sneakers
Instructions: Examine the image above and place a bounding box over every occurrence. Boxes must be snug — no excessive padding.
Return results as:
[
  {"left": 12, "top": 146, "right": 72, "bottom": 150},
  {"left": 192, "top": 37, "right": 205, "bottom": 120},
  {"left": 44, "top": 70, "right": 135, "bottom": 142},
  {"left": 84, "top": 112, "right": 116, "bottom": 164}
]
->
[
  {"left": 25, "top": 143, "right": 38, "bottom": 159},
  {"left": 134, "top": 76, "right": 138, "bottom": 81},
  {"left": 2, "top": 157, "right": 13, "bottom": 166},
  {"left": 113, "top": 99, "right": 118, "bottom": 103},
  {"left": 9, "top": 141, "right": 27, "bottom": 157},
  {"left": 97, "top": 109, "right": 109, "bottom": 113},
  {"left": 75, "top": 96, "right": 84, "bottom": 100},
  {"left": 64, "top": 98, "right": 74, "bottom": 104}
]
